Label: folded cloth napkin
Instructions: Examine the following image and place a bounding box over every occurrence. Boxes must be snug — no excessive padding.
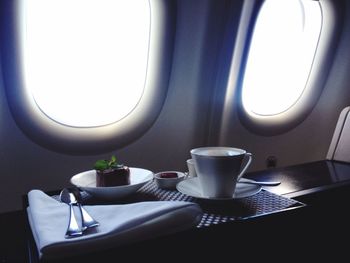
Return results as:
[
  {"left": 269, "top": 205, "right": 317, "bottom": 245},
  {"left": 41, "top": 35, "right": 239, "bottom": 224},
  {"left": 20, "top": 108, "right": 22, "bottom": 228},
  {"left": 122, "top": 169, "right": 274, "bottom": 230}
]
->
[{"left": 27, "top": 189, "right": 203, "bottom": 260}]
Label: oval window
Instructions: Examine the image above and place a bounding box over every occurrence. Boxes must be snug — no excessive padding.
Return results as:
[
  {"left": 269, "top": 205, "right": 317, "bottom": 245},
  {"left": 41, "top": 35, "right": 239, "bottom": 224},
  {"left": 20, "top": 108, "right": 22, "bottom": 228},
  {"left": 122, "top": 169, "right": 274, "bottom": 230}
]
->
[
  {"left": 230, "top": 0, "right": 343, "bottom": 136},
  {"left": 22, "top": 0, "right": 150, "bottom": 127},
  {"left": 242, "top": 0, "right": 322, "bottom": 116},
  {"left": 1, "top": 0, "right": 175, "bottom": 153}
]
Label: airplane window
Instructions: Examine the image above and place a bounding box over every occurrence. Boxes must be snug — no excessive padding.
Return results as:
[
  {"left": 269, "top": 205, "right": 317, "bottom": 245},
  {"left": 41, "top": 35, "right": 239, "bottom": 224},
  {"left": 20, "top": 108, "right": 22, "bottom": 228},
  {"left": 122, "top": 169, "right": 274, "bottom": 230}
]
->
[
  {"left": 229, "top": 0, "right": 343, "bottom": 136},
  {"left": 21, "top": 0, "right": 150, "bottom": 127},
  {"left": 242, "top": 0, "right": 322, "bottom": 116},
  {"left": 0, "top": 0, "right": 175, "bottom": 153}
]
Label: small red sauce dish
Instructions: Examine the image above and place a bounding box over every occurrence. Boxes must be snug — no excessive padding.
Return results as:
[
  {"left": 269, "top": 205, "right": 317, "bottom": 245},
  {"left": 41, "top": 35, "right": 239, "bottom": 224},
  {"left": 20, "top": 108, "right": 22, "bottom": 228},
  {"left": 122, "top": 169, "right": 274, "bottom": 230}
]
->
[{"left": 154, "top": 171, "right": 186, "bottom": 190}]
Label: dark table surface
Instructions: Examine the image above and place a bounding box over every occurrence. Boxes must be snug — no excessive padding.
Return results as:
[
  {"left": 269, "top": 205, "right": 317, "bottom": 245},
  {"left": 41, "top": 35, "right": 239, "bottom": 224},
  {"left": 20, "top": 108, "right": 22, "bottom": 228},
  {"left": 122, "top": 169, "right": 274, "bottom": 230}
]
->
[
  {"left": 3, "top": 159, "right": 350, "bottom": 262},
  {"left": 246, "top": 159, "right": 350, "bottom": 198}
]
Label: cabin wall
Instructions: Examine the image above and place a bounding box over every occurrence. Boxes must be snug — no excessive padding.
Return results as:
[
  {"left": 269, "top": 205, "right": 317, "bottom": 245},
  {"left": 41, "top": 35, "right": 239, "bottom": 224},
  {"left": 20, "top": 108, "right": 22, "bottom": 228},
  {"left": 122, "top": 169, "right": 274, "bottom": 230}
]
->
[{"left": 0, "top": 0, "right": 350, "bottom": 213}]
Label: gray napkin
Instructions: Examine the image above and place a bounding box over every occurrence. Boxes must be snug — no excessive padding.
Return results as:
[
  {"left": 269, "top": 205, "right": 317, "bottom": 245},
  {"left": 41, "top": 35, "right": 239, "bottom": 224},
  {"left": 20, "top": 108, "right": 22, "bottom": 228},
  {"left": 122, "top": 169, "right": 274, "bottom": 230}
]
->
[{"left": 27, "top": 189, "right": 203, "bottom": 260}]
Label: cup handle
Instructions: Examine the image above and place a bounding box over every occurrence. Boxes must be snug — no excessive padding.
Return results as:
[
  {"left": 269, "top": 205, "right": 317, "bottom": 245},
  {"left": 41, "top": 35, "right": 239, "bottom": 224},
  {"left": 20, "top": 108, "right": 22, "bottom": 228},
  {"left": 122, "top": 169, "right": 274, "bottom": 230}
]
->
[{"left": 237, "top": 152, "right": 252, "bottom": 181}]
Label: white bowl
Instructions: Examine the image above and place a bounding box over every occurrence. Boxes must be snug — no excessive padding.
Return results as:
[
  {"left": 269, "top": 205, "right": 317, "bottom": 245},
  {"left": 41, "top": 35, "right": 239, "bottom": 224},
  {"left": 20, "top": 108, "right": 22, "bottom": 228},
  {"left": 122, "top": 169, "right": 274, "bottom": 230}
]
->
[
  {"left": 70, "top": 167, "right": 153, "bottom": 200},
  {"left": 154, "top": 171, "right": 186, "bottom": 190}
]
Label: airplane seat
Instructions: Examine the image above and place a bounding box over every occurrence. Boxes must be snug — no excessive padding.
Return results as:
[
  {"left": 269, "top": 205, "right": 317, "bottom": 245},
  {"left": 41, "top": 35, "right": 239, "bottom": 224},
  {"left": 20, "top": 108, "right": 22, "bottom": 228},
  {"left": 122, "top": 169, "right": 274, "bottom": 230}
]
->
[{"left": 326, "top": 106, "right": 350, "bottom": 162}]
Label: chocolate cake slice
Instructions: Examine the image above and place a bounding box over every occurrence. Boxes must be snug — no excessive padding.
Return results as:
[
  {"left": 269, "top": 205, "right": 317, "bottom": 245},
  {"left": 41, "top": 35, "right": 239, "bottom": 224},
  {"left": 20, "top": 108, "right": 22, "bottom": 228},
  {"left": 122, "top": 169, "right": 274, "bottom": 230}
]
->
[{"left": 96, "top": 165, "right": 130, "bottom": 187}]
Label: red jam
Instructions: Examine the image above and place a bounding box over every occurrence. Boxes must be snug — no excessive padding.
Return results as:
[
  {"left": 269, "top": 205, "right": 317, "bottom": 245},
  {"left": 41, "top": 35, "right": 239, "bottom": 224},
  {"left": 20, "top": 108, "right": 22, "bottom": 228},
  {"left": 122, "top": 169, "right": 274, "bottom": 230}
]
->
[{"left": 159, "top": 172, "right": 178, "bottom": 178}]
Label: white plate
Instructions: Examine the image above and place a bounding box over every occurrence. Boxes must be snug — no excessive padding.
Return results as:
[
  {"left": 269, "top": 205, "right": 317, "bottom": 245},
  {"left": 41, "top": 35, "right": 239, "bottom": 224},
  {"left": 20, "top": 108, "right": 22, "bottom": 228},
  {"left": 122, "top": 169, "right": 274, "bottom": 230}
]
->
[
  {"left": 176, "top": 177, "right": 262, "bottom": 200},
  {"left": 70, "top": 167, "right": 153, "bottom": 200}
]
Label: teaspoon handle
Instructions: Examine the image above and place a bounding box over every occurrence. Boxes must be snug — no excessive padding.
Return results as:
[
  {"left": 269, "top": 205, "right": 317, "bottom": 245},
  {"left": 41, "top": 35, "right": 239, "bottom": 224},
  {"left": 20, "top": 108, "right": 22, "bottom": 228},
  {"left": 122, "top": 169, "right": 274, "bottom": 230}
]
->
[
  {"left": 78, "top": 204, "right": 100, "bottom": 230},
  {"left": 65, "top": 204, "right": 83, "bottom": 238},
  {"left": 240, "top": 180, "right": 281, "bottom": 186}
]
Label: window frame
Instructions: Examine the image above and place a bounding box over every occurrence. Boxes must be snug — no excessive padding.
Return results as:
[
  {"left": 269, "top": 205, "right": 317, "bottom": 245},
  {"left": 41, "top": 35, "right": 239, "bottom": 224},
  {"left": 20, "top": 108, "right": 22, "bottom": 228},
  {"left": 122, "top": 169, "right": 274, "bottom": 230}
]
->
[
  {"left": 0, "top": 0, "right": 176, "bottom": 154},
  {"left": 235, "top": 0, "right": 343, "bottom": 136}
]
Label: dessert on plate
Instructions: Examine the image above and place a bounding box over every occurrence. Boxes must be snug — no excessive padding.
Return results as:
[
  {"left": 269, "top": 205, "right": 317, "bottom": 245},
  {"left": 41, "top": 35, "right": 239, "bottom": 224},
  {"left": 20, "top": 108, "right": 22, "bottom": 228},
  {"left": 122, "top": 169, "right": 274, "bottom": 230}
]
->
[{"left": 94, "top": 155, "right": 130, "bottom": 187}]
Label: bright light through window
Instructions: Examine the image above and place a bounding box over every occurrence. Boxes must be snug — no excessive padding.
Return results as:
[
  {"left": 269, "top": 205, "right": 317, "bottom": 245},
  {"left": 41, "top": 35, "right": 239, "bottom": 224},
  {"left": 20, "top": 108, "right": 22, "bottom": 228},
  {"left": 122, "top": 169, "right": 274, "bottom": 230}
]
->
[
  {"left": 21, "top": 0, "right": 150, "bottom": 127},
  {"left": 242, "top": 0, "right": 322, "bottom": 116}
]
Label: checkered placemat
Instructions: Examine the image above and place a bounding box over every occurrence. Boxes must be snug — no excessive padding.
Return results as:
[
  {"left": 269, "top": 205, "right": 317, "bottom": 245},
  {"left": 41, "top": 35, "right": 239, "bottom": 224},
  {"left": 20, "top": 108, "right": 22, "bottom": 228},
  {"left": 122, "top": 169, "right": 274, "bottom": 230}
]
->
[
  {"left": 139, "top": 181, "right": 304, "bottom": 227},
  {"left": 69, "top": 180, "right": 305, "bottom": 229}
]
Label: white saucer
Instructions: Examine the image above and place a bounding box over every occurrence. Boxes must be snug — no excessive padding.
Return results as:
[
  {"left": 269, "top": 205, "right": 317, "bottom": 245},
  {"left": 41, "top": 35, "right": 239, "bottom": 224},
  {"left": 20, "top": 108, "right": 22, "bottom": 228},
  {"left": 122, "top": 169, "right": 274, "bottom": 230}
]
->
[
  {"left": 70, "top": 167, "right": 153, "bottom": 200},
  {"left": 176, "top": 177, "right": 262, "bottom": 200}
]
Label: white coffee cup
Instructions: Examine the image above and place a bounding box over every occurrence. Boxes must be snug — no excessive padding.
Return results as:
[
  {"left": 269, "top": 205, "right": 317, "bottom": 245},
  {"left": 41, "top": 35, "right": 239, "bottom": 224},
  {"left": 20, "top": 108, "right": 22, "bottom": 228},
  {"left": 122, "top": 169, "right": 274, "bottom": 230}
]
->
[
  {"left": 186, "top": 159, "right": 197, "bottom": 177},
  {"left": 190, "top": 147, "right": 252, "bottom": 198}
]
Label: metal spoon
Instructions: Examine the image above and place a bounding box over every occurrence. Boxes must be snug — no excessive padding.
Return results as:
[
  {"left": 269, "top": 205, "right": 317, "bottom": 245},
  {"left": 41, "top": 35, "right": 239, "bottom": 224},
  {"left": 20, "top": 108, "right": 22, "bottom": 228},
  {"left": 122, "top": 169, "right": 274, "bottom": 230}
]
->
[
  {"left": 69, "top": 187, "right": 99, "bottom": 231},
  {"left": 59, "top": 188, "right": 83, "bottom": 238},
  {"left": 239, "top": 178, "right": 281, "bottom": 186}
]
